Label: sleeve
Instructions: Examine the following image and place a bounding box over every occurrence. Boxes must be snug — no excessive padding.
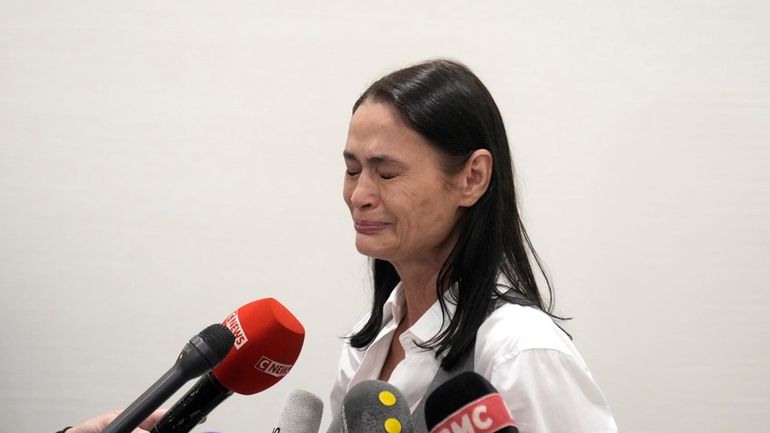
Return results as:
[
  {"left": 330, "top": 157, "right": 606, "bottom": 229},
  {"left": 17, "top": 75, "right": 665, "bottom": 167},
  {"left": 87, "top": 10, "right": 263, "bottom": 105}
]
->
[{"left": 489, "top": 349, "right": 617, "bottom": 433}]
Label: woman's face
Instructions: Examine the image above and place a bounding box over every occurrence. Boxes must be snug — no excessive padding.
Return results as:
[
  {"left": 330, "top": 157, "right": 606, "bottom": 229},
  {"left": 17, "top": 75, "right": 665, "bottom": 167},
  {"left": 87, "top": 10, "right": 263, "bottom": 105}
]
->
[{"left": 343, "top": 101, "right": 465, "bottom": 268}]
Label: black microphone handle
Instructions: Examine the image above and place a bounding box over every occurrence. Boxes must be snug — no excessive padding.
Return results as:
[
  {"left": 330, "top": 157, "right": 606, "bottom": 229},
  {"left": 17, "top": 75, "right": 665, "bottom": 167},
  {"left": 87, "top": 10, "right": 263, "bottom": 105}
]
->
[
  {"left": 102, "top": 333, "right": 230, "bottom": 433},
  {"left": 151, "top": 371, "right": 234, "bottom": 433},
  {"left": 102, "top": 366, "right": 188, "bottom": 433}
]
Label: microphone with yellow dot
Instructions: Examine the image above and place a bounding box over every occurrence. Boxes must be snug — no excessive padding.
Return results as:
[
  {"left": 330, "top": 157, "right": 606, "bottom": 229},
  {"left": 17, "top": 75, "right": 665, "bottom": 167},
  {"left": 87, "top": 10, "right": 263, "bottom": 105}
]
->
[{"left": 328, "top": 380, "right": 414, "bottom": 433}]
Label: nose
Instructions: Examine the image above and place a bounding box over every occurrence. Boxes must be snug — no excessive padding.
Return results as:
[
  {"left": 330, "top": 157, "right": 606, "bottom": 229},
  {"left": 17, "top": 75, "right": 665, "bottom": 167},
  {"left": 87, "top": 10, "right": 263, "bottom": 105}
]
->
[{"left": 348, "top": 172, "right": 378, "bottom": 210}]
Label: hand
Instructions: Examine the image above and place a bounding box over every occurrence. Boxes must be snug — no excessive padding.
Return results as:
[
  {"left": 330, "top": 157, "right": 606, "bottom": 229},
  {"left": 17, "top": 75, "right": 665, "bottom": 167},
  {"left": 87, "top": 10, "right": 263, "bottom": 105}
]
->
[{"left": 67, "top": 409, "right": 167, "bottom": 433}]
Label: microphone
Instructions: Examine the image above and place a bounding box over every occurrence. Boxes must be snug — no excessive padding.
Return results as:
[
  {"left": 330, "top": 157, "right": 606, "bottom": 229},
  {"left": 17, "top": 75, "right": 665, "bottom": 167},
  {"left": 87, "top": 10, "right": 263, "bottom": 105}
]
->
[
  {"left": 152, "top": 297, "right": 305, "bottom": 433},
  {"left": 101, "top": 323, "right": 235, "bottom": 433},
  {"left": 327, "top": 380, "right": 414, "bottom": 433},
  {"left": 424, "top": 372, "right": 518, "bottom": 433},
  {"left": 272, "top": 389, "right": 324, "bottom": 433}
]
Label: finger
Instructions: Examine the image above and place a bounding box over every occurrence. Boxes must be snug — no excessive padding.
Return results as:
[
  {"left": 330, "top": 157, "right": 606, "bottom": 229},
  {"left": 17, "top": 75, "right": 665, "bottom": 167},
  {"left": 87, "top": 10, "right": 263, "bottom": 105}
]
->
[
  {"left": 136, "top": 408, "right": 169, "bottom": 430},
  {"left": 97, "top": 409, "right": 124, "bottom": 429}
]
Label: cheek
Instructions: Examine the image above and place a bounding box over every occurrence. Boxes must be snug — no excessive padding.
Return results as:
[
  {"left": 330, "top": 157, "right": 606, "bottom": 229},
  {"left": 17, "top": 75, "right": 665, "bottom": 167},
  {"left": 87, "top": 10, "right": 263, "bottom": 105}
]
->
[
  {"left": 393, "top": 192, "right": 436, "bottom": 229},
  {"left": 414, "top": 188, "right": 460, "bottom": 227},
  {"left": 413, "top": 182, "right": 454, "bottom": 211}
]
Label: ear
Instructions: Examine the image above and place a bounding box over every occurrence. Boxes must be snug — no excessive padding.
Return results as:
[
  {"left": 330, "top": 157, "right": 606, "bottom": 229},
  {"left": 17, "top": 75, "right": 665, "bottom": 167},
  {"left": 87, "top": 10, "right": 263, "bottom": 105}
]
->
[{"left": 457, "top": 149, "right": 493, "bottom": 207}]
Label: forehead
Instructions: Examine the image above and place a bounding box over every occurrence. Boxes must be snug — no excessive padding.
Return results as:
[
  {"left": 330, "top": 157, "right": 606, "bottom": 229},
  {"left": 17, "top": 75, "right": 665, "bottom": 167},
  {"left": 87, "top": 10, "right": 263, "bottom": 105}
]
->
[{"left": 345, "top": 101, "right": 435, "bottom": 160}]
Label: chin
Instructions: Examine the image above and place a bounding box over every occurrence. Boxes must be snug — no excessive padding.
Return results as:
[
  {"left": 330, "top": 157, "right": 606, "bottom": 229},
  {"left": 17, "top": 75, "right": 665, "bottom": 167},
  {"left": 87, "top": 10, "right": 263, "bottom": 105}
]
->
[{"left": 354, "top": 239, "right": 392, "bottom": 261}]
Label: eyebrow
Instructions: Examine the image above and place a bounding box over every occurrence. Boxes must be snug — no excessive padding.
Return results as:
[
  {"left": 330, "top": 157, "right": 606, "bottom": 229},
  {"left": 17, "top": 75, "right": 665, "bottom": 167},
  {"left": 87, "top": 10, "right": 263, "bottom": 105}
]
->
[{"left": 343, "top": 150, "right": 405, "bottom": 167}]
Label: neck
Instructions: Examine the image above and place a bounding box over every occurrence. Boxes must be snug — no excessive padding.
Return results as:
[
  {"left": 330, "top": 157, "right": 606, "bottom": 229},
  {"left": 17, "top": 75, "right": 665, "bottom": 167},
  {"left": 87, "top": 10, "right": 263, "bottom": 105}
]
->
[
  {"left": 392, "top": 257, "right": 448, "bottom": 327},
  {"left": 388, "top": 231, "right": 460, "bottom": 327}
]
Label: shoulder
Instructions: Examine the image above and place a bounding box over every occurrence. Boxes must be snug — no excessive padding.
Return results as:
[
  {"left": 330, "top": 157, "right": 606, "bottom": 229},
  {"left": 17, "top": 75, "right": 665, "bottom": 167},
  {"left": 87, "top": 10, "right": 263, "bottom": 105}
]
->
[
  {"left": 474, "top": 305, "right": 617, "bottom": 432},
  {"left": 474, "top": 303, "right": 586, "bottom": 375}
]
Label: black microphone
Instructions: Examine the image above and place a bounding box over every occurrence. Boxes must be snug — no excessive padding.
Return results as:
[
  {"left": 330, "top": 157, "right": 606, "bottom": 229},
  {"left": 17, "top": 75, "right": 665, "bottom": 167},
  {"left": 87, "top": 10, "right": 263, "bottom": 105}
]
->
[
  {"left": 101, "top": 323, "right": 235, "bottom": 433},
  {"left": 151, "top": 298, "right": 305, "bottom": 433},
  {"left": 272, "top": 389, "right": 324, "bottom": 433},
  {"left": 327, "top": 380, "right": 414, "bottom": 433},
  {"left": 424, "top": 372, "right": 518, "bottom": 433}
]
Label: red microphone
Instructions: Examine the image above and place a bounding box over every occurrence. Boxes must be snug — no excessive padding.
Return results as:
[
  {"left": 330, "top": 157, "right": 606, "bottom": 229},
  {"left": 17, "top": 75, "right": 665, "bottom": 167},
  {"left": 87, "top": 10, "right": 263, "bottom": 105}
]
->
[
  {"left": 214, "top": 297, "right": 304, "bottom": 394},
  {"left": 151, "top": 298, "right": 305, "bottom": 433}
]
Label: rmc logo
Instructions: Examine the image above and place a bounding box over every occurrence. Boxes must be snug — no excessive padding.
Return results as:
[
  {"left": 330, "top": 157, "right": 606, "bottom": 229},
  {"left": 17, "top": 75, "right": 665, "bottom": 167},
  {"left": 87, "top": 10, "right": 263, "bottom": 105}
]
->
[{"left": 431, "top": 394, "right": 517, "bottom": 433}]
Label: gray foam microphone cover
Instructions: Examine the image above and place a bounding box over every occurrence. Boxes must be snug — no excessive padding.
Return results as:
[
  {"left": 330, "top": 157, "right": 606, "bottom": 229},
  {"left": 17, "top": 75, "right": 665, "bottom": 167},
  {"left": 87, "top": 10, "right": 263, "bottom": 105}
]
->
[
  {"left": 328, "top": 380, "right": 414, "bottom": 433},
  {"left": 277, "top": 389, "right": 324, "bottom": 433}
]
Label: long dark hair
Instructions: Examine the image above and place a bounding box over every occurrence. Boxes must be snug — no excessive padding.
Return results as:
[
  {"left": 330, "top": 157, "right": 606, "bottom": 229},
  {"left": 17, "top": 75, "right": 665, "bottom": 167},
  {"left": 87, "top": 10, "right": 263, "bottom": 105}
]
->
[{"left": 348, "top": 59, "right": 560, "bottom": 369}]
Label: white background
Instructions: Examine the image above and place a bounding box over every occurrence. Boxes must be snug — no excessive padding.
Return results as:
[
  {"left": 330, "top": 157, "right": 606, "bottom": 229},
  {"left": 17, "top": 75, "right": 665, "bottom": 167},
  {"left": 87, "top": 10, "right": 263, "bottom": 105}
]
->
[{"left": 1, "top": 1, "right": 768, "bottom": 432}]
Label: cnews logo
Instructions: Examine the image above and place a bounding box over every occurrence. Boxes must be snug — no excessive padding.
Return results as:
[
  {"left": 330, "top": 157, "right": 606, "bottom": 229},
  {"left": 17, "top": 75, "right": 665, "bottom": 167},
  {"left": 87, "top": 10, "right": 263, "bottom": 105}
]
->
[
  {"left": 255, "top": 356, "right": 294, "bottom": 377},
  {"left": 223, "top": 311, "right": 248, "bottom": 349}
]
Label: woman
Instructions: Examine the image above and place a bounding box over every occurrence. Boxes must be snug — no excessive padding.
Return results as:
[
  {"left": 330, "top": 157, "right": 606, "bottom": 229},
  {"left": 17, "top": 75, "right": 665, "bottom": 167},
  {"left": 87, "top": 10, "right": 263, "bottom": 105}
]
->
[
  {"left": 62, "top": 59, "right": 615, "bottom": 433},
  {"left": 330, "top": 59, "right": 617, "bottom": 432}
]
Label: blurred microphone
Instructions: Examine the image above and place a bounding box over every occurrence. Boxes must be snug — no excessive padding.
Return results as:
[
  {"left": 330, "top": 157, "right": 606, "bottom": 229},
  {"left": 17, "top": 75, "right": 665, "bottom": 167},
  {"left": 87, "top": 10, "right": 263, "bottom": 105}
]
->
[
  {"left": 152, "top": 297, "right": 305, "bottom": 433},
  {"left": 273, "top": 389, "right": 324, "bottom": 433},
  {"left": 424, "top": 372, "right": 518, "bottom": 433},
  {"left": 101, "top": 323, "right": 235, "bottom": 433},
  {"left": 327, "top": 380, "right": 414, "bottom": 433}
]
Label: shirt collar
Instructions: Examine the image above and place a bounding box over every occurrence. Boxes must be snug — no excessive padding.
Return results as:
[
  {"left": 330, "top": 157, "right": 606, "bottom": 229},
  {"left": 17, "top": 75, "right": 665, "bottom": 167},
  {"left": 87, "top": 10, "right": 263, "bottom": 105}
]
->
[
  {"left": 383, "top": 282, "right": 405, "bottom": 327},
  {"left": 384, "top": 282, "right": 458, "bottom": 345}
]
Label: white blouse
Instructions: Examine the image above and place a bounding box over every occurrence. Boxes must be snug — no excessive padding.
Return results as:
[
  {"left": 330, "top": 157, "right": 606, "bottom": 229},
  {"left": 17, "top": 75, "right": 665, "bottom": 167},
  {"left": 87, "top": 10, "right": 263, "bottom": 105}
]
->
[{"left": 329, "top": 284, "right": 617, "bottom": 433}]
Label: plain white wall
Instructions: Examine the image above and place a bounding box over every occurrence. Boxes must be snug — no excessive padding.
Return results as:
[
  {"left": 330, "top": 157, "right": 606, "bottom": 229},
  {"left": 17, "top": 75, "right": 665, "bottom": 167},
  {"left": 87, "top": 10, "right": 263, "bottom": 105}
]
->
[{"left": 1, "top": 1, "right": 768, "bottom": 432}]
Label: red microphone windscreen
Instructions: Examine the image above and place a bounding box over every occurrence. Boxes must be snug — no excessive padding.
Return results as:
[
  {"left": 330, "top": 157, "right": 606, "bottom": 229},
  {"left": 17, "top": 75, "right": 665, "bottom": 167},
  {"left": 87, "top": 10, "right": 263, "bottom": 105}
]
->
[{"left": 213, "top": 297, "right": 305, "bottom": 395}]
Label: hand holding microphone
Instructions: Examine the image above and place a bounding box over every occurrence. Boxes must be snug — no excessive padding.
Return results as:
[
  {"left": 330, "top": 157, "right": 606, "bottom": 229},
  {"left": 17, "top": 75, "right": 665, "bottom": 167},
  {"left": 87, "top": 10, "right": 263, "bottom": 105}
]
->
[
  {"left": 100, "top": 323, "right": 235, "bottom": 433},
  {"left": 63, "top": 297, "right": 305, "bottom": 433},
  {"left": 152, "top": 297, "right": 305, "bottom": 432},
  {"left": 65, "top": 409, "right": 166, "bottom": 433}
]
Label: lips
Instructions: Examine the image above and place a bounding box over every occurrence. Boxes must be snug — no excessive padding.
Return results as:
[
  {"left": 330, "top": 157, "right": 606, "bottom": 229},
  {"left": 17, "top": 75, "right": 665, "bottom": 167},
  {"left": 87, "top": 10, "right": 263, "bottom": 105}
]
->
[{"left": 354, "top": 220, "right": 389, "bottom": 235}]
